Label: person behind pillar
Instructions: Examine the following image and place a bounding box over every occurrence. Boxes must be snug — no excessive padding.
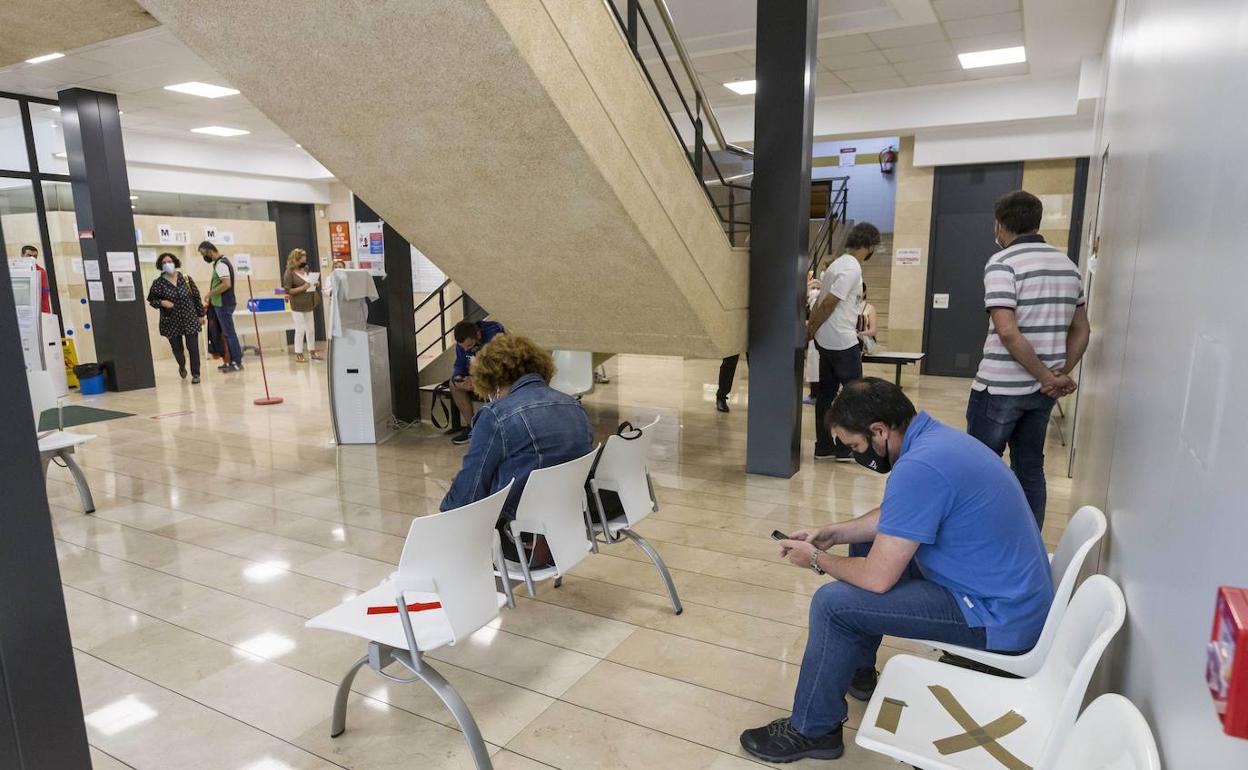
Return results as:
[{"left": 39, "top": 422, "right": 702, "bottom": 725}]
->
[
  {"left": 449, "top": 318, "right": 505, "bottom": 445},
  {"left": 807, "top": 222, "right": 881, "bottom": 460},
  {"left": 198, "top": 241, "right": 244, "bottom": 372},
  {"left": 15, "top": 245, "right": 52, "bottom": 313},
  {"left": 739, "top": 378, "right": 1052, "bottom": 763},
  {"left": 715, "top": 353, "right": 743, "bottom": 413},
  {"left": 282, "top": 248, "right": 322, "bottom": 363},
  {"left": 146, "top": 252, "right": 205, "bottom": 383},
  {"left": 966, "top": 190, "right": 1090, "bottom": 529}
]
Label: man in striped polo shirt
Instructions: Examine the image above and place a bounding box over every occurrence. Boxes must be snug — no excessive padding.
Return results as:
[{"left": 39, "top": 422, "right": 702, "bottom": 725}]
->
[{"left": 966, "top": 191, "right": 1090, "bottom": 528}]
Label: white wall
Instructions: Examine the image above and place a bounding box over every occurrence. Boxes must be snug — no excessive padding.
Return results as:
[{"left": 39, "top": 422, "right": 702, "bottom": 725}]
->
[
  {"left": 812, "top": 136, "right": 897, "bottom": 230},
  {"left": 1072, "top": 0, "right": 1248, "bottom": 766}
]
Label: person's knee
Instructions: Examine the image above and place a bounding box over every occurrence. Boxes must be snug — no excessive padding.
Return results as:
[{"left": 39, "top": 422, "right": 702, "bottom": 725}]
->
[{"left": 809, "top": 581, "right": 861, "bottom": 627}]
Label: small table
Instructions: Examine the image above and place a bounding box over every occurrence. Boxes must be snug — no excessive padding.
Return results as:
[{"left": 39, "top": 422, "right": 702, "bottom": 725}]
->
[
  {"left": 234, "top": 307, "right": 296, "bottom": 354},
  {"left": 862, "top": 351, "right": 925, "bottom": 387}
]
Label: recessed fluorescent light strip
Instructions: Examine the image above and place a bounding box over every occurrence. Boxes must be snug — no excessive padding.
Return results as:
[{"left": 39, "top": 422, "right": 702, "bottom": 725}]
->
[
  {"left": 191, "top": 126, "right": 250, "bottom": 137},
  {"left": 26, "top": 52, "right": 65, "bottom": 64},
  {"left": 724, "top": 79, "right": 757, "bottom": 95},
  {"left": 958, "top": 46, "right": 1026, "bottom": 69},
  {"left": 164, "top": 81, "right": 240, "bottom": 99}
]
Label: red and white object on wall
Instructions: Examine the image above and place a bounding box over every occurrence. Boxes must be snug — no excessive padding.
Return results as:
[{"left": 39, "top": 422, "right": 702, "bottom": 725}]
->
[{"left": 1207, "top": 586, "right": 1248, "bottom": 739}]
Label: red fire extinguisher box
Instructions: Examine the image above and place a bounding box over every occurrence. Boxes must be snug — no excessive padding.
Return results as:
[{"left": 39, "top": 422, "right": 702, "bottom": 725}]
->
[{"left": 1208, "top": 586, "right": 1248, "bottom": 739}]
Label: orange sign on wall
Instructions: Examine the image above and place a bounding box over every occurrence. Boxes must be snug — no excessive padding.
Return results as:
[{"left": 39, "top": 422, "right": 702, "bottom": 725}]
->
[{"left": 329, "top": 221, "right": 351, "bottom": 261}]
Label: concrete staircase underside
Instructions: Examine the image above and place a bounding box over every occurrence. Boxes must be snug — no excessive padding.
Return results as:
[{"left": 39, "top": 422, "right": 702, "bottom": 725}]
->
[{"left": 137, "top": 0, "right": 748, "bottom": 357}]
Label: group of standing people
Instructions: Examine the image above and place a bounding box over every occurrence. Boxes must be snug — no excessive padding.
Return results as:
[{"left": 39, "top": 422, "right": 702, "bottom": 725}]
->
[{"left": 146, "top": 241, "right": 325, "bottom": 382}]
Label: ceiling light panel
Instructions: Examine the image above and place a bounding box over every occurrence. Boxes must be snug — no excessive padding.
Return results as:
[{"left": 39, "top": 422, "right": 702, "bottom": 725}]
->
[
  {"left": 724, "top": 79, "right": 757, "bottom": 95},
  {"left": 958, "top": 46, "right": 1026, "bottom": 69},
  {"left": 165, "top": 81, "right": 240, "bottom": 98},
  {"left": 25, "top": 53, "right": 65, "bottom": 64},
  {"left": 191, "top": 125, "right": 250, "bottom": 137}
]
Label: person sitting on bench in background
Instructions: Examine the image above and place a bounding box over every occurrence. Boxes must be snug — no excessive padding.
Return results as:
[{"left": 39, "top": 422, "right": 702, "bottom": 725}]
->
[{"left": 449, "top": 318, "right": 504, "bottom": 445}]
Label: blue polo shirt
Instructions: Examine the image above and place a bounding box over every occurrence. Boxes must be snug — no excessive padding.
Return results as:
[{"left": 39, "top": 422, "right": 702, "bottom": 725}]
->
[
  {"left": 453, "top": 320, "right": 505, "bottom": 378},
  {"left": 878, "top": 412, "right": 1053, "bottom": 651}
]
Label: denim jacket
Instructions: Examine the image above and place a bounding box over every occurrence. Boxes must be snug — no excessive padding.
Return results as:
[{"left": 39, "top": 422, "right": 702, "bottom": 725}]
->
[{"left": 440, "top": 373, "right": 593, "bottom": 520}]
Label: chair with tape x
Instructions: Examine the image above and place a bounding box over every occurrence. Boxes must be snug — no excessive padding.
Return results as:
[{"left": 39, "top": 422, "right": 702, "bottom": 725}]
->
[
  {"left": 305, "top": 482, "right": 515, "bottom": 770},
  {"left": 856, "top": 574, "right": 1126, "bottom": 770}
]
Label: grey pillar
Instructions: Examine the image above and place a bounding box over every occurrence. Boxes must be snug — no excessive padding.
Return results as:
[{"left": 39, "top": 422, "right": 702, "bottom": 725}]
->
[
  {"left": 745, "top": 0, "right": 819, "bottom": 477},
  {"left": 59, "top": 88, "right": 154, "bottom": 391},
  {"left": 382, "top": 223, "right": 419, "bottom": 422},
  {"left": 0, "top": 256, "right": 92, "bottom": 769}
]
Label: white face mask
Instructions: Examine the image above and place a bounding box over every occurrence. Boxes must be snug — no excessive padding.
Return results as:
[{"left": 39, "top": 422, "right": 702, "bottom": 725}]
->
[{"left": 161, "top": 262, "right": 176, "bottom": 274}]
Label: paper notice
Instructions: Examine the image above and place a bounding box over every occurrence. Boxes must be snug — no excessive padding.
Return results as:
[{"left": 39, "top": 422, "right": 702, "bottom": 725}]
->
[
  {"left": 895, "top": 248, "right": 921, "bottom": 266},
  {"left": 113, "top": 271, "right": 136, "bottom": 302},
  {"left": 158, "top": 223, "right": 175, "bottom": 244},
  {"left": 72, "top": 257, "right": 84, "bottom": 274},
  {"left": 84, "top": 260, "right": 101, "bottom": 280},
  {"left": 219, "top": 231, "right": 235, "bottom": 245},
  {"left": 87, "top": 281, "right": 105, "bottom": 301},
  {"left": 107, "top": 251, "right": 137, "bottom": 272},
  {"left": 234, "top": 253, "right": 252, "bottom": 275}
]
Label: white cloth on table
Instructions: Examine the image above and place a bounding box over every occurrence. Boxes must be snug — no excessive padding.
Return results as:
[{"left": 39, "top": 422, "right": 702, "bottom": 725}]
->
[{"left": 327, "top": 269, "right": 379, "bottom": 338}]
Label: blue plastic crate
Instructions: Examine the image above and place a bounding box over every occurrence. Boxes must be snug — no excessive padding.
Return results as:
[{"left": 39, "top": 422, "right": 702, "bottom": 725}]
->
[{"left": 247, "top": 297, "right": 286, "bottom": 312}]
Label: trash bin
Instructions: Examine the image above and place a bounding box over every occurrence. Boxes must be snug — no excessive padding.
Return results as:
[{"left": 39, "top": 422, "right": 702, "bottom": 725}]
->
[{"left": 74, "top": 363, "right": 106, "bottom": 395}]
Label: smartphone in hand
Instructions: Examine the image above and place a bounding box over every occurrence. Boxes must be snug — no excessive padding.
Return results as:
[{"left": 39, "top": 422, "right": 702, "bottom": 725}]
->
[{"left": 771, "top": 530, "right": 788, "bottom": 541}]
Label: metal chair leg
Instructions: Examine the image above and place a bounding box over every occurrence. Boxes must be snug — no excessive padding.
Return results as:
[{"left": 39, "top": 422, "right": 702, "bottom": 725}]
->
[
  {"left": 62, "top": 451, "right": 95, "bottom": 513},
  {"left": 493, "top": 536, "right": 516, "bottom": 609},
  {"left": 409, "top": 653, "right": 494, "bottom": 770},
  {"left": 621, "top": 529, "right": 682, "bottom": 615},
  {"left": 330, "top": 654, "right": 370, "bottom": 738}
]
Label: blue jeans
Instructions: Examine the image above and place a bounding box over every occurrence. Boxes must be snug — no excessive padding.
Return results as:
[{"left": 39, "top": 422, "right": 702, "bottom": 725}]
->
[
  {"left": 965, "top": 389, "right": 1055, "bottom": 528},
  {"left": 211, "top": 303, "right": 244, "bottom": 365},
  {"left": 790, "top": 543, "right": 988, "bottom": 737}
]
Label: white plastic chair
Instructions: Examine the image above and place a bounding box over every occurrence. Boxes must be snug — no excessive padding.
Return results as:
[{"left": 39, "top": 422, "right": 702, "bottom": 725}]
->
[
  {"left": 497, "top": 447, "right": 600, "bottom": 597},
  {"left": 305, "top": 483, "right": 514, "bottom": 770},
  {"left": 587, "top": 417, "right": 682, "bottom": 614},
  {"left": 856, "top": 574, "right": 1127, "bottom": 770},
  {"left": 28, "top": 370, "right": 96, "bottom": 513},
  {"left": 1047, "top": 694, "right": 1160, "bottom": 770},
  {"left": 549, "top": 350, "right": 595, "bottom": 397},
  {"left": 920, "top": 505, "right": 1107, "bottom": 677}
]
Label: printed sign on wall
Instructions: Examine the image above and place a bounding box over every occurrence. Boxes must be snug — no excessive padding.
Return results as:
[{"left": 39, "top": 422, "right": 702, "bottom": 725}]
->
[{"left": 895, "top": 248, "right": 921, "bottom": 266}]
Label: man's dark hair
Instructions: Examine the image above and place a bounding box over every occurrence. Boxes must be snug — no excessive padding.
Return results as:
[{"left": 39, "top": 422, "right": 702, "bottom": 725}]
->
[
  {"left": 994, "top": 190, "right": 1043, "bottom": 235},
  {"left": 157, "top": 252, "right": 181, "bottom": 269},
  {"left": 828, "top": 377, "right": 917, "bottom": 438},
  {"left": 197, "top": 240, "right": 218, "bottom": 254},
  {"left": 20, "top": 244, "right": 37, "bottom": 255},
  {"left": 453, "top": 320, "right": 482, "bottom": 344},
  {"left": 845, "top": 222, "right": 882, "bottom": 251}
]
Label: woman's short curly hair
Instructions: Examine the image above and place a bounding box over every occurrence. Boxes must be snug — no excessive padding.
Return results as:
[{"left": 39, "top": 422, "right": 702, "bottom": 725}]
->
[{"left": 469, "top": 334, "right": 555, "bottom": 398}]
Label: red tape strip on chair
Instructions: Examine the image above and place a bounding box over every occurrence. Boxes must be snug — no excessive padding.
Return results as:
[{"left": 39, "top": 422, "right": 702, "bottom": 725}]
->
[{"left": 366, "top": 601, "right": 443, "bottom": 615}]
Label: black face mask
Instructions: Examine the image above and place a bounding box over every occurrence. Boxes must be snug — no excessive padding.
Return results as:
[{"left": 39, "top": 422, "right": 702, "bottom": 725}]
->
[
  {"left": 864, "top": 248, "right": 875, "bottom": 262},
  {"left": 853, "top": 432, "right": 893, "bottom": 474},
  {"left": 202, "top": 254, "right": 213, "bottom": 264}
]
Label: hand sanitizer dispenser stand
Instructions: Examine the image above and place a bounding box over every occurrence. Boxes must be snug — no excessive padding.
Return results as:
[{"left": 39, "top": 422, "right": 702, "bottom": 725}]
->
[{"left": 326, "top": 269, "right": 394, "bottom": 444}]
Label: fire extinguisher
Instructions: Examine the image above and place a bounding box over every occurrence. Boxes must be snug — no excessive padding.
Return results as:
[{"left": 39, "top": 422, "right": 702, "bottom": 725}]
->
[{"left": 879, "top": 145, "right": 898, "bottom": 175}]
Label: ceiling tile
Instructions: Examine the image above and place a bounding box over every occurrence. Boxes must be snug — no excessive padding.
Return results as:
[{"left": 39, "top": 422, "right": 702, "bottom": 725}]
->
[
  {"left": 905, "top": 70, "right": 968, "bottom": 86},
  {"left": 814, "top": 79, "right": 853, "bottom": 97},
  {"left": 943, "top": 11, "right": 1023, "bottom": 39},
  {"left": 818, "top": 33, "right": 877, "bottom": 54},
  {"left": 848, "top": 76, "right": 908, "bottom": 92},
  {"left": 893, "top": 56, "right": 963, "bottom": 76},
  {"left": 834, "top": 63, "right": 900, "bottom": 82},
  {"left": 688, "top": 51, "right": 752, "bottom": 73},
  {"left": 881, "top": 40, "right": 956, "bottom": 63},
  {"left": 932, "top": 0, "right": 1020, "bottom": 22},
  {"left": 700, "top": 65, "right": 755, "bottom": 84},
  {"left": 964, "top": 61, "right": 1029, "bottom": 79},
  {"left": 951, "top": 31, "right": 1025, "bottom": 54},
  {"left": 866, "top": 23, "right": 946, "bottom": 50},
  {"left": 819, "top": 49, "right": 887, "bottom": 70}
]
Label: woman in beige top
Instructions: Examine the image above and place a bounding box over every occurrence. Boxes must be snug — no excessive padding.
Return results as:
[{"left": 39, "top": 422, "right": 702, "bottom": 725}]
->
[{"left": 282, "top": 248, "right": 321, "bottom": 362}]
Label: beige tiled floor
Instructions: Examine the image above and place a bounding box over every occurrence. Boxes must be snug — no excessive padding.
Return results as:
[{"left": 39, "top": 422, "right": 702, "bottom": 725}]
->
[{"left": 46, "top": 353, "right": 1072, "bottom": 769}]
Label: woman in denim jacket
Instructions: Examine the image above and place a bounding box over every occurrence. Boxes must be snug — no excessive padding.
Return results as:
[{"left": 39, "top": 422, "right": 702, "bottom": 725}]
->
[{"left": 440, "top": 335, "right": 592, "bottom": 566}]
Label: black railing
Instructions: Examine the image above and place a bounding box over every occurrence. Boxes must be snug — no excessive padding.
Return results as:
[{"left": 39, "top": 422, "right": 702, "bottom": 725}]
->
[
  {"left": 808, "top": 176, "right": 849, "bottom": 276},
  {"left": 414, "top": 278, "right": 470, "bottom": 362},
  {"left": 605, "top": 0, "right": 753, "bottom": 241}
]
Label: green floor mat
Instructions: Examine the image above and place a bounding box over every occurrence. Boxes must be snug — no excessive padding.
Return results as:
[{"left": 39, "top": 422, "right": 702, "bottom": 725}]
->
[{"left": 38, "top": 405, "right": 134, "bottom": 431}]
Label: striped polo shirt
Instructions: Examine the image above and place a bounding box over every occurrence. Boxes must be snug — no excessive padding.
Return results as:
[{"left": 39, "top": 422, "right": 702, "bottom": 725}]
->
[{"left": 973, "top": 234, "right": 1085, "bottom": 395}]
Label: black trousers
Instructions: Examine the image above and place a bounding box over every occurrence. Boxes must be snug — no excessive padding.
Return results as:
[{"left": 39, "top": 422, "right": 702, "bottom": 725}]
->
[
  {"left": 717, "top": 354, "right": 750, "bottom": 400},
  {"left": 814, "top": 342, "right": 862, "bottom": 453},
  {"left": 167, "top": 333, "right": 201, "bottom": 376}
]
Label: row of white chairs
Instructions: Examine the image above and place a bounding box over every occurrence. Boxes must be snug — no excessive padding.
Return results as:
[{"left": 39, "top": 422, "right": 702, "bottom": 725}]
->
[
  {"left": 307, "top": 416, "right": 676, "bottom": 770},
  {"left": 857, "top": 506, "right": 1161, "bottom": 770}
]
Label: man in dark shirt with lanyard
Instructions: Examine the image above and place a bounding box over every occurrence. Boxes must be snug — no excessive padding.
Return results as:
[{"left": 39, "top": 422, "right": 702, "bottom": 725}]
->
[{"left": 199, "top": 241, "right": 244, "bottom": 372}]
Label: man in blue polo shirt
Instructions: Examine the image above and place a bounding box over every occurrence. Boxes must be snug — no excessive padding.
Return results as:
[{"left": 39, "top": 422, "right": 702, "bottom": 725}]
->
[
  {"left": 740, "top": 377, "right": 1052, "bottom": 763},
  {"left": 449, "top": 319, "right": 505, "bottom": 445}
]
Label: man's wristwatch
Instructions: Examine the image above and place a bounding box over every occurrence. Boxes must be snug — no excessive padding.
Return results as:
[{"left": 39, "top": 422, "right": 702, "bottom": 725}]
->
[{"left": 809, "top": 548, "right": 826, "bottom": 575}]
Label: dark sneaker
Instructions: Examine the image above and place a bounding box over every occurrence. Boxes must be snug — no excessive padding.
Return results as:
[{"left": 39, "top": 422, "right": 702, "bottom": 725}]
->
[
  {"left": 191, "top": 375, "right": 201, "bottom": 384},
  {"left": 740, "top": 718, "right": 843, "bottom": 763},
  {"left": 232, "top": 361, "right": 244, "bottom": 371},
  {"left": 848, "top": 667, "right": 878, "bottom": 701},
  {"left": 218, "top": 362, "right": 231, "bottom": 372},
  {"left": 451, "top": 428, "right": 472, "bottom": 445},
  {"left": 716, "top": 397, "right": 730, "bottom": 413},
  {"left": 833, "top": 444, "right": 854, "bottom": 463},
  {"left": 178, "top": 365, "right": 187, "bottom": 379}
]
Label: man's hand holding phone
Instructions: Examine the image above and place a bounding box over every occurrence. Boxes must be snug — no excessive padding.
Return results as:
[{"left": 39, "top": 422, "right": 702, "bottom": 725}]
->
[{"left": 772, "top": 527, "right": 837, "bottom": 568}]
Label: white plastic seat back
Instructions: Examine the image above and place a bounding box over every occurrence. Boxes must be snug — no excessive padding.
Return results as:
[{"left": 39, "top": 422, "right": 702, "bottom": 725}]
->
[
  {"left": 592, "top": 416, "right": 660, "bottom": 527},
  {"left": 1032, "top": 574, "right": 1127, "bottom": 767},
  {"left": 549, "top": 351, "right": 594, "bottom": 396},
  {"left": 395, "top": 482, "right": 512, "bottom": 645},
  {"left": 512, "top": 446, "right": 599, "bottom": 574},
  {"left": 27, "top": 370, "right": 59, "bottom": 428},
  {"left": 1047, "top": 694, "right": 1160, "bottom": 770}
]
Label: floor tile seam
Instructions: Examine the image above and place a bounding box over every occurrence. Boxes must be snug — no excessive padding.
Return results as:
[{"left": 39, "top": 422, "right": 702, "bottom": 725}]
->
[
  {"left": 72, "top": 648, "right": 357, "bottom": 770},
  {"left": 87, "top": 744, "right": 135, "bottom": 770},
  {"left": 64, "top": 584, "right": 549, "bottom": 745},
  {"left": 589, "top": 548, "right": 821, "bottom": 603}
]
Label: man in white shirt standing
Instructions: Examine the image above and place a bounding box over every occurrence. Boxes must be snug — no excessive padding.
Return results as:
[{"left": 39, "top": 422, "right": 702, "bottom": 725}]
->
[
  {"left": 807, "top": 222, "right": 881, "bottom": 460},
  {"left": 967, "top": 191, "right": 1090, "bottom": 528}
]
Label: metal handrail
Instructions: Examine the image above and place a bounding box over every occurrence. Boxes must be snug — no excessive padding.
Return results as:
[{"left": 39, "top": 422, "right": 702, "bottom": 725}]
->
[
  {"left": 809, "top": 176, "right": 849, "bottom": 275},
  {"left": 414, "top": 279, "right": 467, "bottom": 361}
]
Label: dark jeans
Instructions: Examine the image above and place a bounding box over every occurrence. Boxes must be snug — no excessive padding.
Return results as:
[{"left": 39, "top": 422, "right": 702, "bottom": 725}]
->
[
  {"left": 210, "top": 303, "right": 244, "bottom": 364},
  {"left": 166, "top": 333, "right": 201, "bottom": 377},
  {"left": 717, "top": 354, "right": 747, "bottom": 400},
  {"left": 790, "top": 541, "right": 989, "bottom": 737},
  {"left": 813, "top": 342, "right": 862, "bottom": 453},
  {"left": 965, "top": 388, "right": 1056, "bottom": 529}
]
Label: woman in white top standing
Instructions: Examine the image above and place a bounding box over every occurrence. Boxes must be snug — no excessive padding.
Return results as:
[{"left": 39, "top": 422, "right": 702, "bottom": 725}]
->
[{"left": 282, "top": 248, "right": 322, "bottom": 363}]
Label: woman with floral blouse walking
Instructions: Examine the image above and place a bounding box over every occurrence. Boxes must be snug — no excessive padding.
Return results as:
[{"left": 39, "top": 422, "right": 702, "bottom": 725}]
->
[{"left": 147, "top": 252, "right": 206, "bottom": 383}]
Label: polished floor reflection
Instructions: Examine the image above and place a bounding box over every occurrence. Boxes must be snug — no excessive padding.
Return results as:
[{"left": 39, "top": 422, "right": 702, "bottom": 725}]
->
[{"left": 47, "top": 354, "right": 1073, "bottom": 769}]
